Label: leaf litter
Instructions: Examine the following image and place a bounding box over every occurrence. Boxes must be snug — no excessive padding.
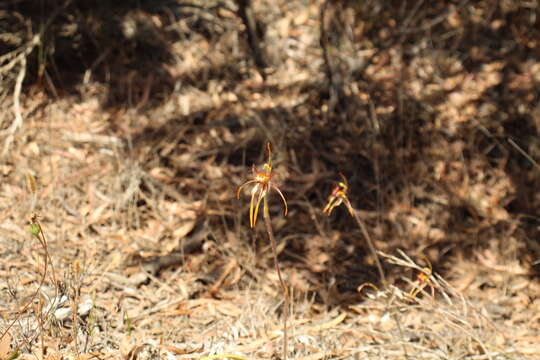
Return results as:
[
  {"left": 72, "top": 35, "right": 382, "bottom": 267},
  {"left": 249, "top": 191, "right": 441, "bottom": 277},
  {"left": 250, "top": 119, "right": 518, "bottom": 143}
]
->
[{"left": 1, "top": 0, "right": 539, "bottom": 359}]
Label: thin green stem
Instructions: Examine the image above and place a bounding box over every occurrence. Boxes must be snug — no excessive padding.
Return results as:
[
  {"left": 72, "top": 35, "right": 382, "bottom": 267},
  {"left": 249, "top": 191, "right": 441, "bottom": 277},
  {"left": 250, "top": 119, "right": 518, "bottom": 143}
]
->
[
  {"left": 0, "top": 219, "right": 55, "bottom": 356},
  {"left": 263, "top": 196, "right": 289, "bottom": 360}
]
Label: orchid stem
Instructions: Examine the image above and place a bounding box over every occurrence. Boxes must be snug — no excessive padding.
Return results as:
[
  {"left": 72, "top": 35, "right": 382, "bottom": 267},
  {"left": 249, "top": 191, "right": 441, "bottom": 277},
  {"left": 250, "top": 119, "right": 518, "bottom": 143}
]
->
[
  {"left": 263, "top": 196, "right": 289, "bottom": 360},
  {"left": 346, "top": 203, "right": 387, "bottom": 289},
  {"left": 345, "top": 204, "right": 407, "bottom": 355}
]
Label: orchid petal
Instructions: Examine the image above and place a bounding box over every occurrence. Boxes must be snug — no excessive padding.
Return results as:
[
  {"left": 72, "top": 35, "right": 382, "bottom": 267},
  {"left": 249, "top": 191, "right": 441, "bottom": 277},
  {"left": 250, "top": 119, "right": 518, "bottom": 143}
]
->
[
  {"left": 249, "top": 188, "right": 257, "bottom": 227},
  {"left": 252, "top": 186, "right": 266, "bottom": 227},
  {"left": 271, "top": 184, "right": 288, "bottom": 216},
  {"left": 237, "top": 180, "right": 257, "bottom": 198}
]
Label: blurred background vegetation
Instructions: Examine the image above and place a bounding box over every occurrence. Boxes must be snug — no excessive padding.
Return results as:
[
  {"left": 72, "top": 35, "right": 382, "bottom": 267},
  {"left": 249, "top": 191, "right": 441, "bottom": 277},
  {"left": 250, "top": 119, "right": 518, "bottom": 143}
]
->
[{"left": 2, "top": 0, "right": 540, "bottom": 293}]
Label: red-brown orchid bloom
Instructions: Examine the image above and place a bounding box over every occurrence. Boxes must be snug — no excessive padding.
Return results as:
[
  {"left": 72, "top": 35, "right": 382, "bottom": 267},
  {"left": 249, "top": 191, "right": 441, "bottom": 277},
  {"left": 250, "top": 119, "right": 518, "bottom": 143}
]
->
[
  {"left": 323, "top": 173, "right": 354, "bottom": 216},
  {"left": 323, "top": 173, "right": 387, "bottom": 289},
  {"left": 236, "top": 143, "right": 288, "bottom": 228}
]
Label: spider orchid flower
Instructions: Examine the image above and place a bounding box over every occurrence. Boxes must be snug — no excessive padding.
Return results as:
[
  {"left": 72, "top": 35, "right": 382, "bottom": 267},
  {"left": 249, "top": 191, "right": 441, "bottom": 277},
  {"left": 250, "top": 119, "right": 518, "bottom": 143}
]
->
[
  {"left": 323, "top": 173, "right": 354, "bottom": 216},
  {"left": 236, "top": 143, "right": 288, "bottom": 228}
]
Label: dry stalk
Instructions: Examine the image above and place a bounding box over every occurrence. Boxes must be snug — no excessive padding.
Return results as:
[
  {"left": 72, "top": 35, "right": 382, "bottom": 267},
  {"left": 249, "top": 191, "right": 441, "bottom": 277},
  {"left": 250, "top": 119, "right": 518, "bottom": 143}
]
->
[
  {"left": 0, "top": 34, "right": 41, "bottom": 156},
  {"left": 1, "top": 1, "right": 70, "bottom": 156},
  {"left": 70, "top": 260, "right": 82, "bottom": 354}
]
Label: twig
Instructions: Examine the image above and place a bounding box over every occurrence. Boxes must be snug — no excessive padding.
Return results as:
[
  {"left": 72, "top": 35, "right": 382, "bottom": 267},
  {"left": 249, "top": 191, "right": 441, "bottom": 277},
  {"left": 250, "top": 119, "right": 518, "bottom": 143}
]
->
[
  {"left": 2, "top": 56, "right": 26, "bottom": 157},
  {"left": 1, "top": 0, "right": 70, "bottom": 156},
  {"left": 508, "top": 137, "right": 540, "bottom": 172}
]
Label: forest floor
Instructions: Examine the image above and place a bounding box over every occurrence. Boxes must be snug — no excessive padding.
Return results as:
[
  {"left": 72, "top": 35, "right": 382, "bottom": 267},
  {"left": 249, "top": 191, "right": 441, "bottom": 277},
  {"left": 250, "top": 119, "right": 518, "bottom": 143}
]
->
[{"left": 1, "top": 1, "right": 540, "bottom": 359}]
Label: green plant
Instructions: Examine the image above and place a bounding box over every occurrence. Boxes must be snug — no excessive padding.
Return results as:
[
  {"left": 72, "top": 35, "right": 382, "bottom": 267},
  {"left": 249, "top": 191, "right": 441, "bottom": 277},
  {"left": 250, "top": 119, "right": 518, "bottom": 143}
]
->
[
  {"left": 0, "top": 212, "right": 57, "bottom": 360},
  {"left": 237, "top": 142, "right": 289, "bottom": 360}
]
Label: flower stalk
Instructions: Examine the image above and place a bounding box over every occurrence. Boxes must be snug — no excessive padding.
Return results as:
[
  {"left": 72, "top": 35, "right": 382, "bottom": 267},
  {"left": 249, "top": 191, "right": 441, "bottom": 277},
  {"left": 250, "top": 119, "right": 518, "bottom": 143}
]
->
[
  {"left": 324, "top": 174, "right": 387, "bottom": 288},
  {"left": 237, "top": 143, "right": 289, "bottom": 360}
]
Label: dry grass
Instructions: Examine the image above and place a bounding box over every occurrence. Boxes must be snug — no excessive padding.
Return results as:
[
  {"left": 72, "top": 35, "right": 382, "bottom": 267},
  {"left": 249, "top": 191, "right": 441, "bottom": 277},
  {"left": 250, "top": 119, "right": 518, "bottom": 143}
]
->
[{"left": 1, "top": 0, "right": 540, "bottom": 359}]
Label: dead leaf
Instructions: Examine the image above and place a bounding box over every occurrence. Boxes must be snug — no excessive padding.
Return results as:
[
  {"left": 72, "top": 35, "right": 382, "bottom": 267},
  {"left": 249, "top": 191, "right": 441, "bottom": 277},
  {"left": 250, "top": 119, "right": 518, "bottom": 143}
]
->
[{"left": 165, "top": 200, "right": 202, "bottom": 240}]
